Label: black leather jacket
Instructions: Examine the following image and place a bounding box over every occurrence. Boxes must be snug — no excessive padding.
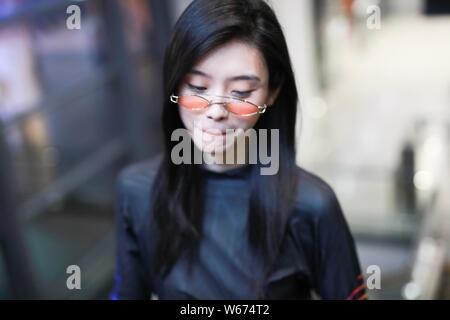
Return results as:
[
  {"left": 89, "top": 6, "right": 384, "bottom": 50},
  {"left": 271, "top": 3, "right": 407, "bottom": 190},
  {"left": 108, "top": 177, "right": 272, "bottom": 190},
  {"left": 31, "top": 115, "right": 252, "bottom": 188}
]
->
[{"left": 110, "top": 155, "right": 365, "bottom": 300}]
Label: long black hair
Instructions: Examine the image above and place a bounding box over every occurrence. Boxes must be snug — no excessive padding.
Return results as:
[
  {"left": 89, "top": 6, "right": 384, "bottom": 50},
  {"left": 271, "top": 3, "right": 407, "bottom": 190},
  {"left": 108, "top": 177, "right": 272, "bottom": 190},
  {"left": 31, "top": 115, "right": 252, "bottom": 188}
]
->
[{"left": 150, "top": 0, "right": 299, "bottom": 298}]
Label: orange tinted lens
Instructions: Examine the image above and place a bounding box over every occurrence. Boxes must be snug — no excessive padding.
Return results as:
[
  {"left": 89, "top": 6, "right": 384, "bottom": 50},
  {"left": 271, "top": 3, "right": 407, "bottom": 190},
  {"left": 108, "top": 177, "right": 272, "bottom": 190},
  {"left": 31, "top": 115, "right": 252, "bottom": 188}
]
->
[
  {"left": 178, "top": 96, "right": 209, "bottom": 110},
  {"left": 226, "top": 102, "right": 259, "bottom": 115}
]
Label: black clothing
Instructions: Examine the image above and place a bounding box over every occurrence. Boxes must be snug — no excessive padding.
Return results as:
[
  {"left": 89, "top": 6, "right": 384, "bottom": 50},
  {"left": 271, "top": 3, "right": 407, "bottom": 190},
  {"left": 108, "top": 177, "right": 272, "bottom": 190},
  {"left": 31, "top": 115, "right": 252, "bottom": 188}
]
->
[{"left": 110, "top": 155, "right": 365, "bottom": 300}]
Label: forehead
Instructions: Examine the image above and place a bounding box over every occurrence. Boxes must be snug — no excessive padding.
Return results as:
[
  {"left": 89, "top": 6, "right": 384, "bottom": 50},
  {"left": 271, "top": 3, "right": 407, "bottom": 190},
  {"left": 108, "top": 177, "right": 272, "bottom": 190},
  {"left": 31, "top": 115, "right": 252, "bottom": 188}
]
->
[{"left": 190, "top": 40, "right": 268, "bottom": 79}]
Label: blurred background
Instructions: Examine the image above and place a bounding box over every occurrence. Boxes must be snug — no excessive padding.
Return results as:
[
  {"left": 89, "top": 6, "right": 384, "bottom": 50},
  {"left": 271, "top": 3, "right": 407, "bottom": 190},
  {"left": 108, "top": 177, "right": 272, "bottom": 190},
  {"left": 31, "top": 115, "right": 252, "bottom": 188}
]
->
[{"left": 0, "top": 0, "right": 449, "bottom": 300}]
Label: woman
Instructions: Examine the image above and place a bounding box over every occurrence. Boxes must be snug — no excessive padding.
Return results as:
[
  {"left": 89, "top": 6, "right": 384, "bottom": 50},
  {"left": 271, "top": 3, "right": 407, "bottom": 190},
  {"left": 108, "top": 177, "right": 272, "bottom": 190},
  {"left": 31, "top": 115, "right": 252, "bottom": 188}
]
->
[{"left": 111, "top": 0, "right": 366, "bottom": 300}]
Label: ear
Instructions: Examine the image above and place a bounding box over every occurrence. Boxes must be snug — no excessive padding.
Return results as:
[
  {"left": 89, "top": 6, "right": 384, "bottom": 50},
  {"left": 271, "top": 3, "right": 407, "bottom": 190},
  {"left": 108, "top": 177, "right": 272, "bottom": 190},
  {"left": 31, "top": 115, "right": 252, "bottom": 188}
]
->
[{"left": 266, "top": 86, "right": 281, "bottom": 106}]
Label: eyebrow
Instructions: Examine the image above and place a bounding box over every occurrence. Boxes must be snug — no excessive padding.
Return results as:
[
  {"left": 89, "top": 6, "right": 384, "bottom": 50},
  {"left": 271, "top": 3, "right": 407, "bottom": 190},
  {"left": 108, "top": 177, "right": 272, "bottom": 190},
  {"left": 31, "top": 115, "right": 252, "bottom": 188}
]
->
[{"left": 188, "top": 69, "right": 261, "bottom": 82}]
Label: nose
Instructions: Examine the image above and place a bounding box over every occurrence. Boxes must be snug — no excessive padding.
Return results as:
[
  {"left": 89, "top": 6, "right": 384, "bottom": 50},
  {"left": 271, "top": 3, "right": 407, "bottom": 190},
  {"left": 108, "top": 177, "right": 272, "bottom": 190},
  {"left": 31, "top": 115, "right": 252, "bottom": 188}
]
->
[{"left": 205, "top": 101, "right": 229, "bottom": 121}]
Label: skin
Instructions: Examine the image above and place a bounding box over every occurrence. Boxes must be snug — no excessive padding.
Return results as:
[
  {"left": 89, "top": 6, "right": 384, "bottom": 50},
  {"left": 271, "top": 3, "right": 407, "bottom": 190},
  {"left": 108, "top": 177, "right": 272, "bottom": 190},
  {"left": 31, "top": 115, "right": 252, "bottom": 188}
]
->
[{"left": 177, "top": 40, "right": 280, "bottom": 172}]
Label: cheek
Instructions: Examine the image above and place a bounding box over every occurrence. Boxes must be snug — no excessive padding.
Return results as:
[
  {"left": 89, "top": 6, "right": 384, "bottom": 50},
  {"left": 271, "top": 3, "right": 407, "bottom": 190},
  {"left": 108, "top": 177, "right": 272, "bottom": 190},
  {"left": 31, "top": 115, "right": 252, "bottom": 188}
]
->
[
  {"left": 234, "top": 114, "right": 261, "bottom": 131},
  {"left": 178, "top": 106, "right": 200, "bottom": 131}
]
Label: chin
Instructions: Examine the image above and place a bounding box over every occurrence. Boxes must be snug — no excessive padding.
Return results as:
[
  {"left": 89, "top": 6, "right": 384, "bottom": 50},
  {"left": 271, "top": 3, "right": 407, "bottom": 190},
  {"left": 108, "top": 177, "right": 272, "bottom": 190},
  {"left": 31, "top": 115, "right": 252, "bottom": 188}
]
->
[{"left": 195, "top": 139, "right": 228, "bottom": 154}]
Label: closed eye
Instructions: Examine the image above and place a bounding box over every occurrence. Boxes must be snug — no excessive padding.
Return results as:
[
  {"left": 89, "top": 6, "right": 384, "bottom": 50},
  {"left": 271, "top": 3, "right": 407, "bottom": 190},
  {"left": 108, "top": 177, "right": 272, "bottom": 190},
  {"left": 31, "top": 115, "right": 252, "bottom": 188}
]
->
[
  {"left": 187, "top": 84, "right": 207, "bottom": 92},
  {"left": 232, "top": 90, "right": 254, "bottom": 98}
]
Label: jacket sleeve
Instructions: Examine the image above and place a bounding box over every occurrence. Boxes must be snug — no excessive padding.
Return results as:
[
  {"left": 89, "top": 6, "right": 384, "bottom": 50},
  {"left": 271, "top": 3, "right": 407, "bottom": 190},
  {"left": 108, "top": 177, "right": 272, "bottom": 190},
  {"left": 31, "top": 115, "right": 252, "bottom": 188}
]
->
[
  {"left": 313, "top": 188, "right": 367, "bottom": 300},
  {"left": 110, "top": 173, "right": 151, "bottom": 300}
]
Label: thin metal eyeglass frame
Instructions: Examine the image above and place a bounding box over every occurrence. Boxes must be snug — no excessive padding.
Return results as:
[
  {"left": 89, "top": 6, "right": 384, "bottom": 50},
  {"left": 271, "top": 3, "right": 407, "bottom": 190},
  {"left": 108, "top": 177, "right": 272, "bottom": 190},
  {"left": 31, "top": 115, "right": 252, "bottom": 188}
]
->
[{"left": 170, "top": 93, "right": 267, "bottom": 117}]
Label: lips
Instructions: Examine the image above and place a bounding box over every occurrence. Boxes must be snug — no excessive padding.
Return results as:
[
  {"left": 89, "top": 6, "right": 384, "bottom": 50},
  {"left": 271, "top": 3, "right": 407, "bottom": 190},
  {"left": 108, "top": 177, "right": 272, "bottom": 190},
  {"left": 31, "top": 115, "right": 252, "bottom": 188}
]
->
[{"left": 202, "top": 128, "right": 227, "bottom": 136}]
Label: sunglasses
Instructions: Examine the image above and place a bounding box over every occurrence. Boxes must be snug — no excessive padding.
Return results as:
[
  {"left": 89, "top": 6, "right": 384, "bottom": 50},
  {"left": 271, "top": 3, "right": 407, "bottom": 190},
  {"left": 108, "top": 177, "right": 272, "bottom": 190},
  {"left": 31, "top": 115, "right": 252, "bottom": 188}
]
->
[{"left": 170, "top": 93, "right": 267, "bottom": 117}]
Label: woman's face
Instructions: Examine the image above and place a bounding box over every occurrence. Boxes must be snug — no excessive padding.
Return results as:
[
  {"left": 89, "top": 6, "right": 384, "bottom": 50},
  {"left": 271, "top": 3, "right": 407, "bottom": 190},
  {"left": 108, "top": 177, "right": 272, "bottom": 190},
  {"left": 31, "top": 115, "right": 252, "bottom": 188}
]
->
[{"left": 177, "top": 40, "right": 278, "bottom": 155}]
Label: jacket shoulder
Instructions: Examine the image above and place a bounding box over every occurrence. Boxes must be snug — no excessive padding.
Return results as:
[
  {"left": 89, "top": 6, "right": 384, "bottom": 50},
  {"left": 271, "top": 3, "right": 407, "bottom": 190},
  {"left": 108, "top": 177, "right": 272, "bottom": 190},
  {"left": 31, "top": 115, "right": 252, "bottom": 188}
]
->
[
  {"left": 293, "top": 166, "right": 341, "bottom": 220},
  {"left": 116, "top": 153, "right": 163, "bottom": 225},
  {"left": 118, "top": 153, "right": 163, "bottom": 192}
]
